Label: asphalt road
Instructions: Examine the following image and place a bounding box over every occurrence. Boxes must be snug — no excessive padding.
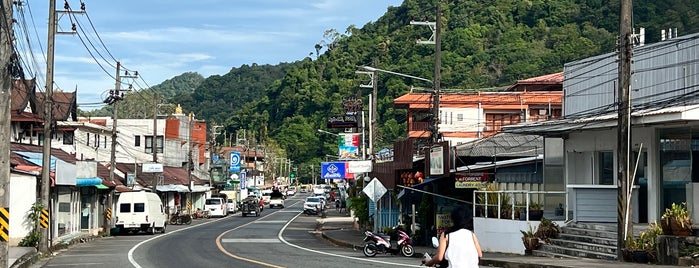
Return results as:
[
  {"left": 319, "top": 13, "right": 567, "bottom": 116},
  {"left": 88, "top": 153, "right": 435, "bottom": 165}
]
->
[{"left": 31, "top": 194, "right": 427, "bottom": 268}]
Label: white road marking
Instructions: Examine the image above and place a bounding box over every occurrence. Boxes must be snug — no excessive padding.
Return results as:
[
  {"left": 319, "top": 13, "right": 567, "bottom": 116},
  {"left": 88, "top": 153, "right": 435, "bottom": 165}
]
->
[
  {"left": 255, "top": 220, "right": 289, "bottom": 224},
  {"left": 278, "top": 213, "right": 423, "bottom": 267},
  {"left": 222, "top": 238, "right": 280, "bottom": 243}
]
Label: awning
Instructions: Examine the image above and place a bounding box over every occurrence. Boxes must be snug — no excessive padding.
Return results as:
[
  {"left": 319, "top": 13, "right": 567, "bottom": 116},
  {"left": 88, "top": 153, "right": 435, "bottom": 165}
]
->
[
  {"left": 157, "top": 184, "right": 189, "bottom": 192},
  {"left": 76, "top": 178, "right": 102, "bottom": 187}
]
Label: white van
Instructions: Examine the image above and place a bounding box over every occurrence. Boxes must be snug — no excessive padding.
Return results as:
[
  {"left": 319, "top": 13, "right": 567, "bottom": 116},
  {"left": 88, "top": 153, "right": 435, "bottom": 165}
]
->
[
  {"left": 115, "top": 191, "right": 167, "bottom": 234},
  {"left": 205, "top": 197, "right": 227, "bottom": 217}
]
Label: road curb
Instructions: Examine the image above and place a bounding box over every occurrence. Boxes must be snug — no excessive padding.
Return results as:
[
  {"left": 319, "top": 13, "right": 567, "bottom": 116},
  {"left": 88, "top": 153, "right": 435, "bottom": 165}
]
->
[{"left": 320, "top": 231, "right": 363, "bottom": 250}]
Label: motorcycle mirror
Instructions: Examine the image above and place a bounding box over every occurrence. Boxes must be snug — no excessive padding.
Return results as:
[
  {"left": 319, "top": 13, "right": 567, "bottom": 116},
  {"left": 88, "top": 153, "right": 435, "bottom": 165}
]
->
[{"left": 431, "top": 237, "right": 439, "bottom": 248}]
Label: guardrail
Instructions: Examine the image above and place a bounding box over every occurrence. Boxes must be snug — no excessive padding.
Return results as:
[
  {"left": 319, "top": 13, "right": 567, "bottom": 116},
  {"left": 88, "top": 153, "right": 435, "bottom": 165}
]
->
[{"left": 472, "top": 190, "right": 568, "bottom": 222}]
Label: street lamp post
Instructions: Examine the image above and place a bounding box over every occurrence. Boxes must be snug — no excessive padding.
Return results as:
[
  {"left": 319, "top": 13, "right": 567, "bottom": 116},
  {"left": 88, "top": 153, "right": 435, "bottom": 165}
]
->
[{"left": 357, "top": 66, "right": 434, "bottom": 150}]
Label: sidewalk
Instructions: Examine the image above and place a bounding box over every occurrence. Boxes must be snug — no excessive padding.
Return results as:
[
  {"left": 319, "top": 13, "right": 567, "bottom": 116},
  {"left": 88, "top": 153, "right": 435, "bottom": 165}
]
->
[
  {"left": 315, "top": 208, "right": 680, "bottom": 268},
  {"left": 8, "top": 246, "right": 38, "bottom": 268}
]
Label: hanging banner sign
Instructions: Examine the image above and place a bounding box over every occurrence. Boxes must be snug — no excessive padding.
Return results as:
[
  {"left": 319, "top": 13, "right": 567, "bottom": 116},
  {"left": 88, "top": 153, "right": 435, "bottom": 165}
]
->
[
  {"left": 230, "top": 151, "right": 241, "bottom": 173},
  {"left": 430, "top": 146, "right": 444, "bottom": 175},
  {"left": 321, "top": 162, "right": 347, "bottom": 179},
  {"left": 348, "top": 160, "right": 372, "bottom": 173},
  {"left": 327, "top": 114, "right": 358, "bottom": 128}
]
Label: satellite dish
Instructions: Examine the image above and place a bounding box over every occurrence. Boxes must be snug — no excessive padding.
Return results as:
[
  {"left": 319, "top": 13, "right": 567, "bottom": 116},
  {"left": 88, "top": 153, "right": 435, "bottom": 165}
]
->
[{"left": 363, "top": 176, "right": 371, "bottom": 182}]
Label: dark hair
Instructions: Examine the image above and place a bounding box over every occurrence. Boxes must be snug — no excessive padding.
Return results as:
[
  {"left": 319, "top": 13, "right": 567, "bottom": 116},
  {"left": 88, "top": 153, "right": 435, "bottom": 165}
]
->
[{"left": 447, "top": 206, "right": 473, "bottom": 234}]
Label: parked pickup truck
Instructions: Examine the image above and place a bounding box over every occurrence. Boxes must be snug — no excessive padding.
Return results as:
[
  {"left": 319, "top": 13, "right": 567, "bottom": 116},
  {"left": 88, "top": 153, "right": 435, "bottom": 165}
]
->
[{"left": 269, "top": 190, "right": 285, "bottom": 208}]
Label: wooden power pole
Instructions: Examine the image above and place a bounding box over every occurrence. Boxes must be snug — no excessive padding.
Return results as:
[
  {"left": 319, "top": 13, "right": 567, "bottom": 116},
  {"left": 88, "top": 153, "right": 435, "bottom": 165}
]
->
[
  {"left": 0, "top": 0, "right": 13, "bottom": 265},
  {"left": 616, "top": 0, "right": 633, "bottom": 260},
  {"left": 39, "top": 0, "right": 57, "bottom": 254}
]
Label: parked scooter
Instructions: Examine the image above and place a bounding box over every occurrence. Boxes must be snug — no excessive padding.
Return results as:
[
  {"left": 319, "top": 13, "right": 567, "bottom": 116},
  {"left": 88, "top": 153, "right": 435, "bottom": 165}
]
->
[{"left": 362, "top": 226, "right": 414, "bottom": 257}]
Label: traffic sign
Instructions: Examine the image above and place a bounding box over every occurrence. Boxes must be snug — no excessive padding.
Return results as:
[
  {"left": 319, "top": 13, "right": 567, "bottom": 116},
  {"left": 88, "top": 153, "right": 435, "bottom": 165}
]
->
[
  {"left": 0, "top": 207, "right": 8, "bottom": 242},
  {"left": 362, "top": 178, "right": 387, "bottom": 203},
  {"left": 40, "top": 209, "right": 49, "bottom": 228}
]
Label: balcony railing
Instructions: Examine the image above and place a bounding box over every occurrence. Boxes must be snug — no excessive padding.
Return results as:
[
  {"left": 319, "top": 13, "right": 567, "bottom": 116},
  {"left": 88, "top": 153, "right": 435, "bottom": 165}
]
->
[
  {"left": 473, "top": 190, "right": 568, "bottom": 222},
  {"left": 409, "top": 121, "right": 431, "bottom": 131}
]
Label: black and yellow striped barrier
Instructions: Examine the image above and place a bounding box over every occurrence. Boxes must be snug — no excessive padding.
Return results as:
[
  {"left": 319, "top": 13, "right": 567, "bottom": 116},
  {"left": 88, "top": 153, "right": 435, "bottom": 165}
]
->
[
  {"left": 40, "top": 209, "right": 49, "bottom": 229},
  {"left": 0, "top": 207, "right": 8, "bottom": 242},
  {"left": 106, "top": 208, "right": 112, "bottom": 221},
  {"left": 187, "top": 201, "right": 192, "bottom": 210}
]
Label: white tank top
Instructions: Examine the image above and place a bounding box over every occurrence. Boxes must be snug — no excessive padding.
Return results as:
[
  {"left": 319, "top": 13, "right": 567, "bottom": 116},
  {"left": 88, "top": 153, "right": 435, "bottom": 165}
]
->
[{"left": 444, "top": 229, "right": 479, "bottom": 268}]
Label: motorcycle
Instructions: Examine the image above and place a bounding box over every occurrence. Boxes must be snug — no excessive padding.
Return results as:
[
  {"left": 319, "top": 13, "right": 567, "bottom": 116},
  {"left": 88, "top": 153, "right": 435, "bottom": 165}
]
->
[{"left": 362, "top": 226, "right": 414, "bottom": 257}]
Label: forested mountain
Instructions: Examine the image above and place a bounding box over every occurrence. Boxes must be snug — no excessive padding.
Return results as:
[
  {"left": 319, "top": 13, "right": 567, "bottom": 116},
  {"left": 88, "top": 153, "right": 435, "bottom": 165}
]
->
[{"left": 79, "top": 0, "right": 699, "bottom": 176}]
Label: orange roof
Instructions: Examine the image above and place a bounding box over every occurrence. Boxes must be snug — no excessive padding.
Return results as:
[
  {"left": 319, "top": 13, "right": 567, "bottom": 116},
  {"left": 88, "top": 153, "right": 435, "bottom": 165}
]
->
[
  {"left": 394, "top": 92, "right": 562, "bottom": 109},
  {"left": 517, "top": 72, "right": 563, "bottom": 84}
]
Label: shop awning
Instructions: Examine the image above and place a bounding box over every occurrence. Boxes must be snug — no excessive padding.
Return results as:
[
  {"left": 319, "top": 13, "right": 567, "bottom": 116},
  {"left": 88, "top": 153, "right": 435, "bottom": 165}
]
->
[{"left": 76, "top": 178, "right": 102, "bottom": 187}]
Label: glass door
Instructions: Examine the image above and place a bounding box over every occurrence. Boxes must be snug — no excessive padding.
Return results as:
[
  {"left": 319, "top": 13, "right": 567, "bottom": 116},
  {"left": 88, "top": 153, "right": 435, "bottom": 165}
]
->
[{"left": 659, "top": 129, "right": 691, "bottom": 210}]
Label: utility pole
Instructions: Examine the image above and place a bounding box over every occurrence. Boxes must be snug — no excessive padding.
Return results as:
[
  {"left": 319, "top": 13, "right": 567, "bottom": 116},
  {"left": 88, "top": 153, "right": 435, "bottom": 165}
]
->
[
  {"left": 104, "top": 62, "right": 135, "bottom": 235},
  {"left": 432, "top": 2, "right": 442, "bottom": 143},
  {"left": 0, "top": 0, "right": 13, "bottom": 264},
  {"left": 187, "top": 112, "right": 194, "bottom": 209},
  {"left": 152, "top": 93, "right": 158, "bottom": 193},
  {"left": 616, "top": 0, "right": 632, "bottom": 260},
  {"left": 39, "top": 0, "right": 57, "bottom": 253}
]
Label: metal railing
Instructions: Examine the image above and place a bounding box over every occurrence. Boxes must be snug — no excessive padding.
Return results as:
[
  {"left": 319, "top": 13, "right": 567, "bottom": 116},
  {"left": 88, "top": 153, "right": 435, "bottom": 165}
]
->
[{"left": 472, "top": 190, "right": 568, "bottom": 221}]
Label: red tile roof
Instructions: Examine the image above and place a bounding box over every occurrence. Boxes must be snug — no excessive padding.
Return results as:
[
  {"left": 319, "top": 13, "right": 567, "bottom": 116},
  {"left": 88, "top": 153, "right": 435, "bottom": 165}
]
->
[
  {"left": 114, "top": 163, "right": 206, "bottom": 187},
  {"left": 507, "top": 72, "right": 563, "bottom": 91},
  {"left": 394, "top": 91, "right": 563, "bottom": 109}
]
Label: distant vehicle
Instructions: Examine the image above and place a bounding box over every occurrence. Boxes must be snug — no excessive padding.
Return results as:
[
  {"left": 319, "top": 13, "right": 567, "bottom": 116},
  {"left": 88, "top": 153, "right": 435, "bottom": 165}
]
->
[
  {"left": 205, "top": 197, "right": 227, "bottom": 217},
  {"left": 241, "top": 196, "right": 262, "bottom": 217},
  {"left": 227, "top": 199, "right": 237, "bottom": 214},
  {"left": 303, "top": 196, "right": 323, "bottom": 215},
  {"left": 269, "top": 190, "right": 285, "bottom": 208},
  {"left": 115, "top": 191, "right": 167, "bottom": 234},
  {"left": 261, "top": 189, "right": 272, "bottom": 205},
  {"left": 286, "top": 186, "right": 296, "bottom": 196}
]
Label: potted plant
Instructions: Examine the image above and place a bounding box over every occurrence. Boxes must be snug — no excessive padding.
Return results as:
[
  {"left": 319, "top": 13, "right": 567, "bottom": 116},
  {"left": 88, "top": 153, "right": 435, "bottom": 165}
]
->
[
  {"left": 661, "top": 202, "right": 692, "bottom": 236},
  {"left": 535, "top": 217, "right": 560, "bottom": 242},
  {"left": 528, "top": 202, "right": 544, "bottom": 221},
  {"left": 624, "top": 221, "right": 662, "bottom": 263},
  {"left": 520, "top": 224, "right": 539, "bottom": 255}
]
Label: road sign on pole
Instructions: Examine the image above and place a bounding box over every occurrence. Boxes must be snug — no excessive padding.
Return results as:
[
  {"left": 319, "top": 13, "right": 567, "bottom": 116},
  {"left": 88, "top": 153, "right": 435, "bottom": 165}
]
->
[{"left": 362, "top": 178, "right": 387, "bottom": 203}]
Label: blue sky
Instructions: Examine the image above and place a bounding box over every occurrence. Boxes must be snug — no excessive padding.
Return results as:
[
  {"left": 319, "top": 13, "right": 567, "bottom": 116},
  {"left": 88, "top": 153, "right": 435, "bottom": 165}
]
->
[{"left": 18, "top": 0, "right": 402, "bottom": 110}]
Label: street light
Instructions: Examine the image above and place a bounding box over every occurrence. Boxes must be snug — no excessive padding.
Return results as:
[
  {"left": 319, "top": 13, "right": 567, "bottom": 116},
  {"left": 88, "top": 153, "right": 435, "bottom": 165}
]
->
[
  {"left": 356, "top": 66, "right": 437, "bottom": 155},
  {"left": 360, "top": 66, "right": 433, "bottom": 84},
  {"left": 317, "top": 129, "right": 339, "bottom": 136}
]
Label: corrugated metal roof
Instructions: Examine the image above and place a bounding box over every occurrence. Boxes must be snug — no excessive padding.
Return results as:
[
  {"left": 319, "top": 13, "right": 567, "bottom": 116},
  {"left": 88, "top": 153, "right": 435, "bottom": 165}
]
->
[{"left": 454, "top": 133, "right": 543, "bottom": 157}]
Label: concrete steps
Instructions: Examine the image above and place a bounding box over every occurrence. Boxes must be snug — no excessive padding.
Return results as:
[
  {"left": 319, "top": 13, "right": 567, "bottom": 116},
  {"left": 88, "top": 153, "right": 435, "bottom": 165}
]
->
[{"left": 535, "top": 222, "right": 627, "bottom": 261}]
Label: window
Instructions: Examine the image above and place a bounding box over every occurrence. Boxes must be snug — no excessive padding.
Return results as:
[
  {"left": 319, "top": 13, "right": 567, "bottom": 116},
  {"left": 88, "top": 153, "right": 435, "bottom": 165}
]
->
[
  {"left": 485, "top": 113, "right": 521, "bottom": 132},
  {"left": 134, "top": 203, "right": 145, "bottom": 213},
  {"left": 598, "top": 151, "right": 614, "bottom": 185},
  {"left": 86, "top": 133, "right": 90, "bottom": 146},
  {"left": 145, "top": 136, "right": 164, "bottom": 153},
  {"left": 119, "top": 203, "right": 131, "bottom": 213},
  {"left": 94, "top": 133, "right": 100, "bottom": 147},
  {"left": 104, "top": 136, "right": 107, "bottom": 148},
  {"left": 457, "top": 114, "right": 464, "bottom": 121},
  {"left": 62, "top": 132, "right": 74, "bottom": 145},
  {"left": 135, "top": 135, "right": 141, "bottom": 147}
]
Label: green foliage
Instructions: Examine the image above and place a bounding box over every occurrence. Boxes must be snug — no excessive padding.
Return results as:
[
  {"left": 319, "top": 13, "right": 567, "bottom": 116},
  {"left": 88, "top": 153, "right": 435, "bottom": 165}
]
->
[
  {"left": 348, "top": 191, "right": 369, "bottom": 225},
  {"left": 535, "top": 217, "right": 560, "bottom": 241},
  {"left": 520, "top": 223, "right": 536, "bottom": 238},
  {"left": 626, "top": 222, "right": 663, "bottom": 251},
  {"left": 18, "top": 202, "right": 44, "bottom": 248},
  {"left": 662, "top": 202, "right": 692, "bottom": 230}
]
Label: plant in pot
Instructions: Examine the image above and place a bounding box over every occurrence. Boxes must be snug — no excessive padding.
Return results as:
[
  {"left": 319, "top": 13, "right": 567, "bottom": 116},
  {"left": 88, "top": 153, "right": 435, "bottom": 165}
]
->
[
  {"left": 661, "top": 202, "right": 692, "bottom": 236},
  {"left": 528, "top": 202, "right": 544, "bottom": 221},
  {"left": 535, "top": 217, "right": 560, "bottom": 242},
  {"left": 520, "top": 224, "right": 539, "bottom": 255},
  {"left": 476, "top": 183, "right": 500, "bottom": 218},
  {"left": 624, "top": 222, "right": 662, "bottom": 263}
]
